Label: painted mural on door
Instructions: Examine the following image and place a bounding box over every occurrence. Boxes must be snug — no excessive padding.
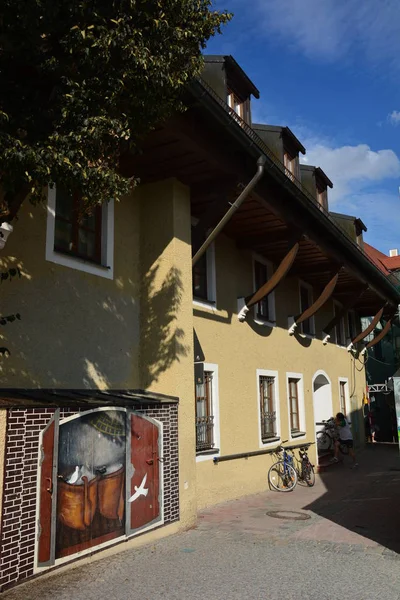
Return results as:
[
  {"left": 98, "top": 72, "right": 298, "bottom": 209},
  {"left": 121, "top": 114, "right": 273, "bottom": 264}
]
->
[{"left": 36, "top": 409, "right": 163, "bottom": 569}]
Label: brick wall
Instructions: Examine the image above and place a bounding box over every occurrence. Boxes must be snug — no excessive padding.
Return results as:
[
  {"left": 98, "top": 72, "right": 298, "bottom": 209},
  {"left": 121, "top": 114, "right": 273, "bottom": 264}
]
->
[{"left": 0, "top": 404, "right": 179, "bottom": 592}]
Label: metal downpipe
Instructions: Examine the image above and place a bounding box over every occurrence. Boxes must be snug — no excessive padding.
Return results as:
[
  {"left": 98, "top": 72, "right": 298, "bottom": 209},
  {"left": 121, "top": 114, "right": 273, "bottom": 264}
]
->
[{"left": 192, "top": 156, "right": 266, "bottom": 266}]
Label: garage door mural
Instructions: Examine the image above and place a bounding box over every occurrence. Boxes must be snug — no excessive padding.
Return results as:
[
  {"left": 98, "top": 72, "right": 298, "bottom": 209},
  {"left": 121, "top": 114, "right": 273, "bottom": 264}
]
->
[{"left": 36, "top": 408, "right": 163, "bottom": 568}]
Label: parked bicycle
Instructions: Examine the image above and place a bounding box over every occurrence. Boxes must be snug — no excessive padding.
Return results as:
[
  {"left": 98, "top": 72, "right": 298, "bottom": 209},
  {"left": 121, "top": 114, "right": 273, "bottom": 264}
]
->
[
  {"left": 268, "top": 441, "right": 297, "bottom": 492},
  {"left": 291, "top": 443, "right": 315, "bottom": 487},
  {"left": 316, "top": 418, "right": 349, "bottom": 455}
]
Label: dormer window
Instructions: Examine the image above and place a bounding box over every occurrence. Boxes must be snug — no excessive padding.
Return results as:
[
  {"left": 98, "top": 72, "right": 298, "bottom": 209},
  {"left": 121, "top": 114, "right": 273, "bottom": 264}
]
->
[
  {"left": 227, "top": 89, "right": 251, "bottom": 124},
  {"left": 228, "top": 90, "right": 243, "bottom": 117},
  {"left": 316, "top": 185, "right": 328, "bottom": 211},
  {"left": 284, "top": 150, "right": 298, "bottom": 182}
]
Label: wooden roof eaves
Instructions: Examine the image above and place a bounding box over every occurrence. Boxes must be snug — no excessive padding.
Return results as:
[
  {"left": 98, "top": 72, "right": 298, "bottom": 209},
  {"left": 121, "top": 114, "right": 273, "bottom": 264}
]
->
[{"left": 186, "top": 78, "right": 400, "bottom": 309}]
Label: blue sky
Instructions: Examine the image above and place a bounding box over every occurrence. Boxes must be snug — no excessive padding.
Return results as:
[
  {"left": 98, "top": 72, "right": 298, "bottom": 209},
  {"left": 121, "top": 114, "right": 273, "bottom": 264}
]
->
[{"left": 206, "top": 0, "right": 400, "bottom": 254}]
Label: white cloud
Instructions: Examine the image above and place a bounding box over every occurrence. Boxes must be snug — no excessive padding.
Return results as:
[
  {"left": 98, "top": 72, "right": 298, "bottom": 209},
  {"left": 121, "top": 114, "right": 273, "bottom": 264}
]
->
[
  {"left": 301, "top": 143, "right": 400, "bottom": 203},
  {"left": 299, "top": 139, "right": 400, "bottom": 253},
  {"left": 252, "top": 0, "right": 400, "bottom": 67},
  {"left": 388, "top": 110, "right": 400, "bottom": 125},
  {"left": 338, "top": 191, "right": 400, "bottom": 255}
]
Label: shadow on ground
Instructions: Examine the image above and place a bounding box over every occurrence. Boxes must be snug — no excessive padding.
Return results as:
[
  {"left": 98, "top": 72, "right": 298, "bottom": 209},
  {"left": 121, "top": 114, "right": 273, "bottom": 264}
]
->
[{"left": 306, "top": 444, "right": 400, "bottom": 554}]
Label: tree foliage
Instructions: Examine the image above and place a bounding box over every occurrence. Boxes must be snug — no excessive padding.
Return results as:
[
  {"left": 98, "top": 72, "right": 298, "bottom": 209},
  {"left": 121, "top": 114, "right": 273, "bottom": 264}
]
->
[{"left": 0, "top": 0, "right": 231, "bottom": 219}]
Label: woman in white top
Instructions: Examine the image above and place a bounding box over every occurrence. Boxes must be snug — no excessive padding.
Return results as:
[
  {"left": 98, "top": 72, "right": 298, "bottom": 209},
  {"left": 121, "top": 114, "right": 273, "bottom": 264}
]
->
[{"left": 332, "top": 412, "right": 358, "bottom": 468}]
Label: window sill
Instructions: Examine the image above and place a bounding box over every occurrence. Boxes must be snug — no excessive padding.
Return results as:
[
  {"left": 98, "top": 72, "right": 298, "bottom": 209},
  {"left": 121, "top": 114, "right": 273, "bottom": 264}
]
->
[
  {"left": 254, "top": 318, "right": 276, "bottom": 328},
  {"left": 46, "top": 248, "right": 114, "bottom": 280},
  {"left": 196, "top": 448, "right": 220, "bottom": 456},
  {"left": 54, "top": 248, "right": 109, "bottom": 270},
  {"left": 261, "top": 436, "right": 280, "bottom": 445},
  {"left": 291, "top": 430, "right": 306, "bottom": 439},
  {"left": 299, "top": 332, "right": 316, "bottom": 340},
  {"left": 193, "top": 299, "right": 217, "bottom": 311}
]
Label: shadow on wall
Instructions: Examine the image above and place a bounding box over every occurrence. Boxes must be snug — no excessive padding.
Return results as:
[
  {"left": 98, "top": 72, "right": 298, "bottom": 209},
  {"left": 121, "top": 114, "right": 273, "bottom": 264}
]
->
[
  {"left": 140, "top": 264, "right": 189, "bottom": 389},
  {"left": 308, "top": 409, "right": 400, "bottom": 555}
]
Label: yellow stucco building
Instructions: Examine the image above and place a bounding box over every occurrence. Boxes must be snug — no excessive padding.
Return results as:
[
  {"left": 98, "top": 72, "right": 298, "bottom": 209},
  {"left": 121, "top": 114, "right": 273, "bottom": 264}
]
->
[{"left": 0, "top": 55, "right": 399, "bottom": 591}]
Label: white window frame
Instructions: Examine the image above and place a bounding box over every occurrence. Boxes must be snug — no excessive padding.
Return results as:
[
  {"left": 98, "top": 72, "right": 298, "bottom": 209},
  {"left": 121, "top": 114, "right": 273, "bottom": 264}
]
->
[
  {"left": 338, "top": 377, "right": 350, "bottom": 416},
  {"left": 333, "top": 300, "right": 346, "bottom": 347},
  {"left": 45, "top": 185, "right": 114, "bottom": 279},
  {"left": 298, "top": 280, "right": 315, "bottom": 337},
  {"left": 256, "top": 369, "right": 280, "bottom": 447},
  {"left": 191, "top": 218, "right": 217, "bottom": 310},
  {"left": 196, "top": 363, "right": 220, "bottom": 463},
  {"left": 286, "top": 372, "right": 306, "bottom": 441},
  {"left": 252, "top": 253, "right": 276, "bottom": 326},
  {"left": 347, "top": 309, "right": 357, "bottom": 343}
]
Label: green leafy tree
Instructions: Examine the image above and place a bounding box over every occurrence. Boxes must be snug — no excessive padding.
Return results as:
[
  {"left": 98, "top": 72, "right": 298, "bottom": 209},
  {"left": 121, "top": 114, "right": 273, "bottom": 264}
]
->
[{"left": 0, "top": 0, "right": 231, "bottom": 220}]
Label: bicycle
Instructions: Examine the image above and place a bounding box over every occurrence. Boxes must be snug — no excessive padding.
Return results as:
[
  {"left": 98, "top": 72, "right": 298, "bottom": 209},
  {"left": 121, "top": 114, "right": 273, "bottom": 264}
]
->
[
  {"left": 291, "top": 444, "right": 315, "bottom": 487},
  {"left": 268, "top": 441, "right": 298, "bottom": 492},
  {"left": 316, "top": 418, "right": 349, "bottom": 455}
]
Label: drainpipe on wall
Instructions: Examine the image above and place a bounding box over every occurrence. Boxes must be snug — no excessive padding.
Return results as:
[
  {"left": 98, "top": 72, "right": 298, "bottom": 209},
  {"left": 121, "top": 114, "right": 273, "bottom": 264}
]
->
[{"left": 192, "top": 156, "right": 266, "bottom": 267}]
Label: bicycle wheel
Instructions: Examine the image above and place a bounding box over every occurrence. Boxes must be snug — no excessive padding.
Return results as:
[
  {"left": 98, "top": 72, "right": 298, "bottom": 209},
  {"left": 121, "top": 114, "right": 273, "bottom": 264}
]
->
[
  {"left": 268, "top": 461, "right": 297, "bottom": 492},
  {"left": 339, "top": 442, "right": 349, "bottom": 455},
  {"left": 302, "top": 461, "right": 315, "bottom": 487},
  {"left": 316, "top": 431, "right": 332, "bottom": 452}
]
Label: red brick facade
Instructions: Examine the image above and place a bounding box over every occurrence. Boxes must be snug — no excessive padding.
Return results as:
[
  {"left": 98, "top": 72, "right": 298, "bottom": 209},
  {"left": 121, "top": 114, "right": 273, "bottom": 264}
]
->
[{"left": 0, "top": 404, "right": 179, "bottom": 592}]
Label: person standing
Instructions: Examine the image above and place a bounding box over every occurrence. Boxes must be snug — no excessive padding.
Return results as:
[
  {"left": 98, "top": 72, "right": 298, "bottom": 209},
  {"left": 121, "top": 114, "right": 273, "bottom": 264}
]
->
[{"left": 331, "top": 412, "right": 358, "bottom": 468}]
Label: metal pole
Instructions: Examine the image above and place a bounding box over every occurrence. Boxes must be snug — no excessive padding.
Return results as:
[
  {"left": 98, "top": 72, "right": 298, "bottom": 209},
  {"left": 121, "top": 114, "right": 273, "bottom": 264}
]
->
[{"left": 192, "top": 156, "right": 266, "bottom": 266}]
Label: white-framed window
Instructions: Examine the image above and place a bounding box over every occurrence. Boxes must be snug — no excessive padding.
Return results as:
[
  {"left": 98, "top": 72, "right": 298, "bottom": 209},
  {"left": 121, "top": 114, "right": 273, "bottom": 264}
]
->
[
  {"left": 256, "top": 369, "right": 280, "bottom": 446},
  {"left": 347, "top": 309, "right": 357, "bottom": 342},
  {"left": 191, "top": 220, "right": 217, "bottom": 309},
  {"left": 46, "top": 185, "right": 114, "bottom": 279},
  {"left": 286, "top": 372, "right": 306, "bottom": 440},
  {"left": 195, "top": 362, "right": 220, "bottom": 462},
  {"left": 333, "top": 301, "right": 346, "bottom": 346},
  {"left": 253, "top": 254, "right": 275, "bottom": 325},
  {"left": 338, "top": 378, "right": 349, "bottom": 416},
  {"left": 299, "top": 281, "right": 315, "bottom": 336}
]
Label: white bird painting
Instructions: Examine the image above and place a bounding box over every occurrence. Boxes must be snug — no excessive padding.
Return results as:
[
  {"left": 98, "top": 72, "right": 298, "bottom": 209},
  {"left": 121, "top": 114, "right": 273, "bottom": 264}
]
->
[{"left": 128, "top": 473, "right": 148, "bottom": 503}]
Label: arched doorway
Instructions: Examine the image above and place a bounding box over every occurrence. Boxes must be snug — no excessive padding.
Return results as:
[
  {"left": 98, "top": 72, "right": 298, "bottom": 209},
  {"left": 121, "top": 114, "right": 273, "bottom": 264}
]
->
[{"left": 312, "top": 371, "right": 333, "bottom": 463}]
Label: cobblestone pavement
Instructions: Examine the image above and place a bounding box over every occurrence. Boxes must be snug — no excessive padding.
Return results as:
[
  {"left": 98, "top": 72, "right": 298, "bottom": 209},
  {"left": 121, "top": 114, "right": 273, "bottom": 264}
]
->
[{"left": 3, "top": 445, "right": 400, "bottom": 600}]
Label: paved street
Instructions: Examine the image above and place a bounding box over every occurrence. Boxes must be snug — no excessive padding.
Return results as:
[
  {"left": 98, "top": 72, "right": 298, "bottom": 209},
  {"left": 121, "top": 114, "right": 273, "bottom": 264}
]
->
[{"left": 3, "top": 445, "right": 400, "bottom": 600}]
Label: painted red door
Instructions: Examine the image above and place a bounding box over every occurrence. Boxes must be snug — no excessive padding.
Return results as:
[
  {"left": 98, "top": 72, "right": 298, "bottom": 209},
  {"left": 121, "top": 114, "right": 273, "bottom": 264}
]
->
[
  {"left": 129, "top": 414, "right": 160, "bottom": 531},
  {"left": 38, "top": 413, "right": 58, "bottom": 566}
]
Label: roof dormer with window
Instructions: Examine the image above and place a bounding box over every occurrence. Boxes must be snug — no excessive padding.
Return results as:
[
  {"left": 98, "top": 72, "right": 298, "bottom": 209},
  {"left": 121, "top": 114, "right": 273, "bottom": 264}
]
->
[
  {"left": 300, "top": 165, "right": 333, "bottom": 212},
  {"left": 252, "top": 124, "right": 306, "bottom": 184},
  {"left": 201, "top": 55, "right": 260, "bottom": 125}
]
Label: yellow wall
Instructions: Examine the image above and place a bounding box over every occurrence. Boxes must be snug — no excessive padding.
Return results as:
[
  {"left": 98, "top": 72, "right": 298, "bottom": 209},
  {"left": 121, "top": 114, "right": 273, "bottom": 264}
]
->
[
  {"left": 0, "top": 178, "right": 197, "bottom": 529},
  {"left": 0, "top": 193, "right": 141, "bottom": 389},
  {"left": 138, "top": 179, "right": 197, "bottom": 528},
  {"left": 194, "top": 233, "right": 366, "bottom": 509}
]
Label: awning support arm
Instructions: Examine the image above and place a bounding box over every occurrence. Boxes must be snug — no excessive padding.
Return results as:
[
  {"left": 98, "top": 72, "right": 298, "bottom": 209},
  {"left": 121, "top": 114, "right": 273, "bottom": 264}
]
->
[
  {"left": 238, "top": 240, "right": 300, "bottom": 322},
  {"left": 288, "top": 271, "right": 340, "bottom": 335},
  {"left": 347, "top": 305, "right": 385, "bottom": 351},
  {"left": 361, "top": 317, "right": 394, "bottom": 356},
  {"left": 321, "top": 286, "right": 368, "bottom": 345}
]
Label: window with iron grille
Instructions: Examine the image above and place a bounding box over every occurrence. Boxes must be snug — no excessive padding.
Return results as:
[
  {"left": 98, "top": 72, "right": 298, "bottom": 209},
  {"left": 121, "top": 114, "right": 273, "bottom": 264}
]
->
[
  {"left": 54, "top": 188, "right": 103, "bottom": 264},
  {"left": 288, "top": 378, "right": 300, "bottom": 432},
  {"left": 259, "top": 375, "right": 277, "bottom": 441},
  {"left": 339, "top": 381, "right": 347, "bottom": 415},
  {"left": 195, "top": 371, "right": 214, "bottom": 452}
]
